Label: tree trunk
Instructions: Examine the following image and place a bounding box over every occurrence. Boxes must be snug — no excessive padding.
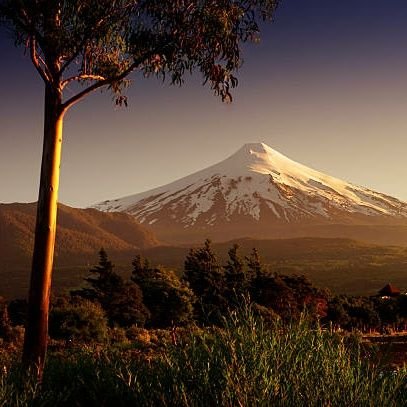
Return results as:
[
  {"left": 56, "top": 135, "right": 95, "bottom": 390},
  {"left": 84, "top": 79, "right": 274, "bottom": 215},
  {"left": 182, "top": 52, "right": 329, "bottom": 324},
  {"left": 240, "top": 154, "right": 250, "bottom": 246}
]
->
[{"left": 22, "top": 85, "right": 64, "bottom": 378}]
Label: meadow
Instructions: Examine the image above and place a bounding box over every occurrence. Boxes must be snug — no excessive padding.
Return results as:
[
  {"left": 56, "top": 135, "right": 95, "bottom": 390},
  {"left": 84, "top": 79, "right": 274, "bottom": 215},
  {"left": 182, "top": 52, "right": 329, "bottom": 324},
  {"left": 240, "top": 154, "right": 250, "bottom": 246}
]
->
[{"left": 0, "top": 304, "right": 406, "bottom": 406}]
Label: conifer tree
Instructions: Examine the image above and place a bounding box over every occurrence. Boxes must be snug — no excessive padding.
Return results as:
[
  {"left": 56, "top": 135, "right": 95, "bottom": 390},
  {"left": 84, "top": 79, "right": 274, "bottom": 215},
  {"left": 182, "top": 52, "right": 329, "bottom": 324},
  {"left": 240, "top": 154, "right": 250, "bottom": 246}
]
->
[
  {"left": 246, "top": 247, "right": 270, "bottom": 303},
  {"left": 80, "top": 248, "right": 124, "bottom": 307},
  {"left": 246, "top": 248, "right": 263, "bottom": 281},
  {"left": 224, "top": 244, "right": 249, "bottom": 301},
  {"left": 131, "top": 254, "right": 152, "bottom": 282},
  {"left": 76, "top": 248, "right": 149, "bottom": 327},
  {"left": 184, "top": 239, "right": 227, "bottom": 323}
]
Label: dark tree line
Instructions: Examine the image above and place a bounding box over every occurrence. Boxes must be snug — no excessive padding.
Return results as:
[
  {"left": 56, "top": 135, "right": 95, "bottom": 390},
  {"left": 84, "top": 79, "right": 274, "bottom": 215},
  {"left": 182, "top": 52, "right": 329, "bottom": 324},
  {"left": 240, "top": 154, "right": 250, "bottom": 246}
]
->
[
  {"left": 2, "top": 242, "right": 405, "bottom": 344},
  {"left": 324, "top": 294, "right": 407, "bottom": 332},
  {"left": 185, "top": 240, "right": 329, "bottom": 325},
  {"left": 2, "top": 242, "right": 328, "bottom": 341}
]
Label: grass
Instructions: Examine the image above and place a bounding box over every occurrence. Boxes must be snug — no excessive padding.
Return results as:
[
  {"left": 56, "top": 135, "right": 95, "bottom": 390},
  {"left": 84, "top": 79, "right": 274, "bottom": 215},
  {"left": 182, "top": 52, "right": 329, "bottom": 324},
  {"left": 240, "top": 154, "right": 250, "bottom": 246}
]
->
[{"left": 1, "top": 304, "right": 406, "bottom": 406}]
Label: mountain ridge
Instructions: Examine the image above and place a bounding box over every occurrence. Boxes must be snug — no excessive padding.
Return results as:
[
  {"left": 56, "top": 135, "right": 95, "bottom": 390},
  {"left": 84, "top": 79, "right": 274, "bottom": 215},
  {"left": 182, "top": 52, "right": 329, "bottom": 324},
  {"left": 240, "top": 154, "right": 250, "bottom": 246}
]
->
[{"left": 0, "top": 202, "right": 159, "bottom": 270}]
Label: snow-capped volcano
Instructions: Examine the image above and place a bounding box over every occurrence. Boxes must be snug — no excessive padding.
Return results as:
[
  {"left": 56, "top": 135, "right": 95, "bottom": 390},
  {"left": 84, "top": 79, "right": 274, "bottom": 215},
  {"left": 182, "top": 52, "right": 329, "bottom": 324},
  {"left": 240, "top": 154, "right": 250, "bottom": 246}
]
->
[{"left": 93, "top": 143, "right": 407, "bottom": 243}]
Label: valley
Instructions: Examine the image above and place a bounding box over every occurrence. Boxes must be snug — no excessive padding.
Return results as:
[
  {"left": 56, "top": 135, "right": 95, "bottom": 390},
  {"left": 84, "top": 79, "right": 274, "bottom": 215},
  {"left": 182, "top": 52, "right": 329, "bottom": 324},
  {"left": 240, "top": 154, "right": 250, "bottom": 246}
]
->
[{"left": 2, "top": 236, "right": 406, "bottom": 299}]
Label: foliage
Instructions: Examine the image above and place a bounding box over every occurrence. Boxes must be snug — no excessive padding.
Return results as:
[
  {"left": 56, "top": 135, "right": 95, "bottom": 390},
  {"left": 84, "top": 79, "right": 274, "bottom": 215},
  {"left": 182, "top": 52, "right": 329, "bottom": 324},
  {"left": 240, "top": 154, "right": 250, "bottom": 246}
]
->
[
  {"left": 7, "top": 299, "right": 27, "bottom": 327},
  {"left": 0, "top": 0, "right": 279, "bottom": 105},
  {"left": 107, "top": 282, "right": 150, "bottom": 328},
  {"left": 74, "top": 249, "right": 149, "bottom": 327},
  {"left": 0, "top": 298, "right": 11, "bottom": 340},
  {"left": 132, "top": 255, "right": 195, "bottom": 328},
  {"left": 373, "top": 295, "right": 407, "bottom": 328},
  {"left": 49, "top": 297, "right": 108, "bottom": 342},
  {"left": 185, "top": 241, "right": 329, "bottom": 323},
  {"left": 77, "top": 248, "right": 124, "bottom": 305},
  {"left": 224, "top": 244, "right": 250, "bottom": 302},
  {"left": 325, "top": 295, "right": 382, "bottom": 331},
  {"left": 184, "top": 239, "right": 228, "bottom": 323},
  {"left": 246, "top": 247, "right": 264, "bottom": 289},
  {"left": 0, "top": 303, "right": 405, "bottom": 406}
]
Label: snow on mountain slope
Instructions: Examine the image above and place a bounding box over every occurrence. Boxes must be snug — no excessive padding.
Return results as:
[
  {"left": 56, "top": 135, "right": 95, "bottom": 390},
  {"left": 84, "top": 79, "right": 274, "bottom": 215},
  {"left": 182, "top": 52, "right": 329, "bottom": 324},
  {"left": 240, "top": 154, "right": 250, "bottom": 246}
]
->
[{"left": 94, "top": 143, "right": 407, "bottom": 228}]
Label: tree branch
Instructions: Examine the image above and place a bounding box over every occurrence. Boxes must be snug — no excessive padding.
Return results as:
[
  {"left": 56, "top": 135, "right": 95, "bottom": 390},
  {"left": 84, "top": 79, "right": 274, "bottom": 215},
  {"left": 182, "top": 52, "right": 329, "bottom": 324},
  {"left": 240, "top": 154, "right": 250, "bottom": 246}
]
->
[
  {"left": 60, "top": 67, "right": 135, "bottom": 114},
  {"left": 61, "top": 30, "right": 173, "bottom": 114},
  {"left": 61, "top": 51, "right": 158, "bottom": 114},
  {"left": 61, "top": 74, "right": 107, "bottom": 90},
  {"left": 30, "top": 36, "right": 51, "bottom": 84}
]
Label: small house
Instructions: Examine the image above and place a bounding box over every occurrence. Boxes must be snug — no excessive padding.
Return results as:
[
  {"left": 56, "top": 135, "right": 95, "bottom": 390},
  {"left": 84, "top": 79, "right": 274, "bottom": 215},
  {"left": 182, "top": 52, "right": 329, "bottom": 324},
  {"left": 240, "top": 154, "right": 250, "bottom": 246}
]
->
[{"left": 377, "top": 283, "right": 401, "bottom": 298}]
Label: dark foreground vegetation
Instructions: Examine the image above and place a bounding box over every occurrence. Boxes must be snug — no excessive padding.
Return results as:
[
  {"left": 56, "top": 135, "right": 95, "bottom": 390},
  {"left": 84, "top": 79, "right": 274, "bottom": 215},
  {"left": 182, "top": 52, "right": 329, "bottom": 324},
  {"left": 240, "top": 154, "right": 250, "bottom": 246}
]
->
[
  {"left": 0, "top": 304, "right": 406, "bottom": 406},
  {"left": 0, "top": 241, "right": 406, "bottom": 405}
]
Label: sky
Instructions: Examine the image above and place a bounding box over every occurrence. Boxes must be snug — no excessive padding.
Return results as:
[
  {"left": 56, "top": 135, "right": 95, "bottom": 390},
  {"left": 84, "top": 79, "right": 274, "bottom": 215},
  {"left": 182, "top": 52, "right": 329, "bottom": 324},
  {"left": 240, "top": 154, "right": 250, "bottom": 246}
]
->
[{"left": 1, "top": 0, "right": 407, "bottom": 208}]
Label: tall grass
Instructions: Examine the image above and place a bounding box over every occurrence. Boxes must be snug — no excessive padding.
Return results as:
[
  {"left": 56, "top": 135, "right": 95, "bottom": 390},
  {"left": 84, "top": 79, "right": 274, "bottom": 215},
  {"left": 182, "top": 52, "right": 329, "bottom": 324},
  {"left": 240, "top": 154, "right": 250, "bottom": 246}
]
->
[{"left": 1, "top": 303, "right": 406, "bottom": 406}]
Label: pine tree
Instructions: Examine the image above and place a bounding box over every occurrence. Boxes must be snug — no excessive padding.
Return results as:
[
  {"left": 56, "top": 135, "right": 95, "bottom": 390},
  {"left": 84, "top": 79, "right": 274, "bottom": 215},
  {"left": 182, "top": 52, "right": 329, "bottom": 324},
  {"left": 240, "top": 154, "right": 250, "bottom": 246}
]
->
[
  {"left": 79, "top": 248, "right": 124, "bottom": 308},
  {"left": 131, "top": 254, "right": 151, "bottom": 281},
  {"left": 75, "top": 249, "right": 149, "bottom": 327},
  {"left": 184, "top": 239, "right": 227, "bottom": 323},
  {"left": 246, "top": 248, "right": 263, "bottom": 281},
  {"left": 224, "top": 244, "right": 249, "bottom": 302},
  {"left": 246, "top": 247, "right": 271, "bottom": 303}
]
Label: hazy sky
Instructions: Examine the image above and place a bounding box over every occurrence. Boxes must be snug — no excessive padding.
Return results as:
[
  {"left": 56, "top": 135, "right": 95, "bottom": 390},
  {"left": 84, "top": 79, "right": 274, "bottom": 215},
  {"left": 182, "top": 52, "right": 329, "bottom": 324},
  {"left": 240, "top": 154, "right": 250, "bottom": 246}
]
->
[{"left": 1, "top": 0, "right": 407, "bottom": 208}]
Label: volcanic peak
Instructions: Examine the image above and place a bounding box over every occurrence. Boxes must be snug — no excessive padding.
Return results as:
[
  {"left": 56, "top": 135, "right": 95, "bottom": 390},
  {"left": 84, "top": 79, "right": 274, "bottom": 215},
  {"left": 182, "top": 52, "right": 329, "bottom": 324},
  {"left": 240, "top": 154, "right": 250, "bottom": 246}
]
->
[{"left": 93, "top": 142, "right": 407, "bottom": 234}]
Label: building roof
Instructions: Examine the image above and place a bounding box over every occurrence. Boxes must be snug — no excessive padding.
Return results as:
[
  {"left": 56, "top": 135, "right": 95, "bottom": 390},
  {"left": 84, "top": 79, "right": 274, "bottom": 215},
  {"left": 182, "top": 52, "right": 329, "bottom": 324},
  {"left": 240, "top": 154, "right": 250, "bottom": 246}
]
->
[{"left": 378, "top": 283, "right": 401, "bottom": 297}]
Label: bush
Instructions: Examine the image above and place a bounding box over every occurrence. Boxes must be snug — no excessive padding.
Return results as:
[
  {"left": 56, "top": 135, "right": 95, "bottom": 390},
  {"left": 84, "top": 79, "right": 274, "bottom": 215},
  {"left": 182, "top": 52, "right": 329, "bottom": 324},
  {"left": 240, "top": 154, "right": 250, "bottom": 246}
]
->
[
  {"left": 132, "top": 260, "right": 195, "bottom": 328},
  {"left": 108, "top": 327, "right": 128, "bottom": 345},
  {"left": 49, "top": 297, "right": 108, "bottom": 343}
]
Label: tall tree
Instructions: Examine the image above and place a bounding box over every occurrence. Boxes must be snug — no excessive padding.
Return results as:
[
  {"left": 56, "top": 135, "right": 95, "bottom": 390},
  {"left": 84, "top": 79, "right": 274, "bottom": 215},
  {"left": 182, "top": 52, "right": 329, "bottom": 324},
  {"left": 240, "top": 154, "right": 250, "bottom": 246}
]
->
[
  {"left": 74, "top": 248, "right": 149, "bottom": 327},
  {"left": 224, "top": 244, "right": 249, "bottom": 302},
  {"left": 0, "top": 0, "right": 279, "bottom": 374},
  {"left": 246, "top": 247, "right": 271, "bottom": 303},
  {"left": 184, "top": 239, "right": 227, "bottom": 323},
  {"left": 246, "top": 248, "right": 263, "bottom": 281},
  {"left": 79, "top": 248, "right": 123, "bottom": 307}
]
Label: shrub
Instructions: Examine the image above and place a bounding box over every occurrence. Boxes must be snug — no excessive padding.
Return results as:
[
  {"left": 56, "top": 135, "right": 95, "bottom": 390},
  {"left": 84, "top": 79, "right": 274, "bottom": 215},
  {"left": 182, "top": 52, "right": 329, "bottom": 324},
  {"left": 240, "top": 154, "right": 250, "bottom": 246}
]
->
[
  {"left": 132, "top": 258, "right": 195, "bottom": 328},
  {"left": 49, "top": 297, "right": 108, "bottom": 342}
]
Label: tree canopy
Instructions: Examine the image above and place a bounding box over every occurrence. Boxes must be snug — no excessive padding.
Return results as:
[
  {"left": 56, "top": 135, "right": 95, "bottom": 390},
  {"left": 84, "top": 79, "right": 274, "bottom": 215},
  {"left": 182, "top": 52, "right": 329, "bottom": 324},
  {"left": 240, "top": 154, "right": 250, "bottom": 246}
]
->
[
  {"left": 132, "top": 255, "right": 195, "bottom": 327},
  {"left": 0, "top": 0, "right": 279, "bottom": 107}
]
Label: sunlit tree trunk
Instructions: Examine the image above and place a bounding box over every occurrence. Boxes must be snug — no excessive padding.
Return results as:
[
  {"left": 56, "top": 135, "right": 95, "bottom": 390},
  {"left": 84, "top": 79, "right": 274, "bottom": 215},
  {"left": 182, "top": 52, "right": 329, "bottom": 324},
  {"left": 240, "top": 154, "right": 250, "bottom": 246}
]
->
[{"left": 22, "top": 84, "right": 64, "bottom": 377}]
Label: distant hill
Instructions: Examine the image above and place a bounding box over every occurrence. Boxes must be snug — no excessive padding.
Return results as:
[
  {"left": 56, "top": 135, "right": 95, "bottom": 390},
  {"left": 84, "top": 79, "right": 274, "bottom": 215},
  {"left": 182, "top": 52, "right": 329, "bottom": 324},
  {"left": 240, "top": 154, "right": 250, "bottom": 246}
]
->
[
  {"left": 1, "top": 203, "right": 406, "bottom": 299},
  {"left": 0, "top": 202, "right": 159, "bottom": 272}
]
